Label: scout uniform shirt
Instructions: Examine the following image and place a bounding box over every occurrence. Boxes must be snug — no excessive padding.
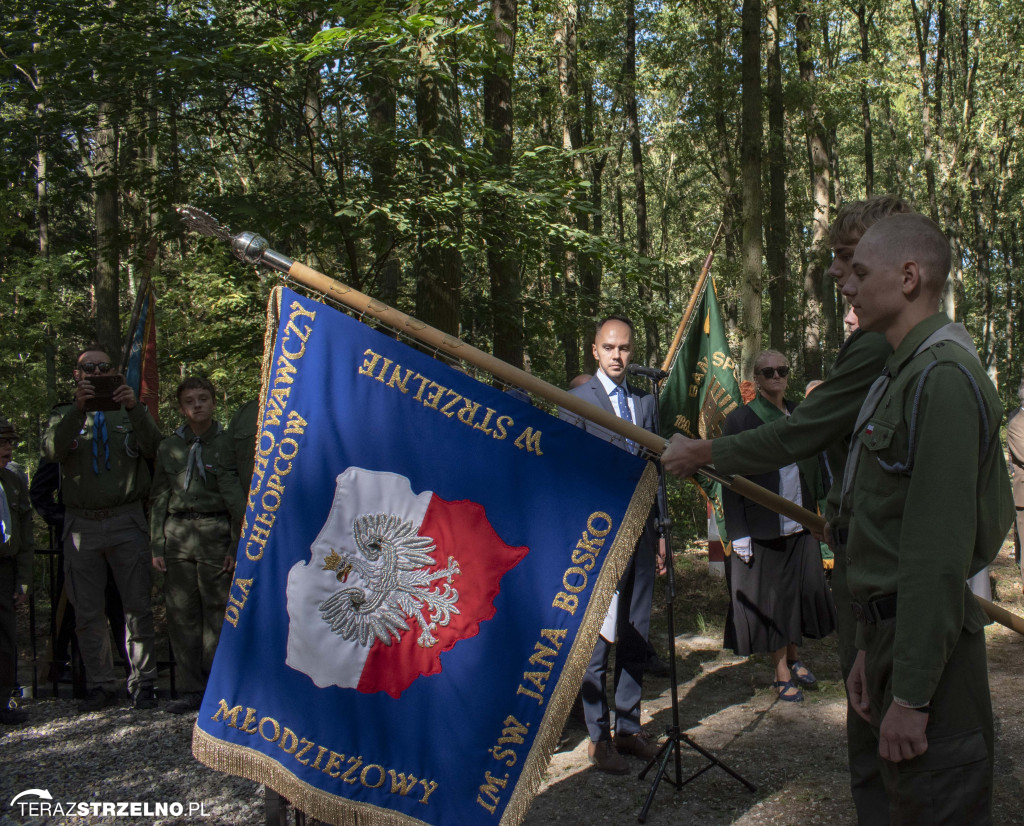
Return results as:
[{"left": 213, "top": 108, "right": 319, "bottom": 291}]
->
[
  {"left": 43, "top": 403, "right": 162, "bottom": 512},
  {"left": 226, "top": 400, "right": 259, "bottom": 507},
  {"left": 0, "top": 466, "right": 34, "bottom": 593},
  {"left": 845, "top": 312, "right": 1013, "bottom": 707},
  {"left": 149, "top": 422, "right": 245, "bottom": 559}
]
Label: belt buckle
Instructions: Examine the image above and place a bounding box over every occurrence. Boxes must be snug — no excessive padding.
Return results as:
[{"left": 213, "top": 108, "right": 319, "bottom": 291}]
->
[{"left": 851, "top": 602, "right": 873, "bottom": 625}]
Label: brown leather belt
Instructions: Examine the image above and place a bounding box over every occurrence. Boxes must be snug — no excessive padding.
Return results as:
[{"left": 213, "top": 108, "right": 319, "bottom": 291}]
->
[
  {"left": 69, "top": 502, "right": 142, "bottom": 521},
  {"left": 169, "top": 510, "right": 229, "bottom": 520}
]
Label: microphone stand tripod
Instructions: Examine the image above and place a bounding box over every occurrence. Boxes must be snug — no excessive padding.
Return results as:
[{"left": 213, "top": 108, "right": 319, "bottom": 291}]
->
[{"left": 628, "top": 367, "right": 756, "bottom": 823}]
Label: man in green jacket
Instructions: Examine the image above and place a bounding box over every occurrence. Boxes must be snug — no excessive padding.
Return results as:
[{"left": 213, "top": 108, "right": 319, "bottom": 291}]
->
[
  {"left": 225, "top": 398, "right": 259, "bottom": 509},
  {"left": 0, "top": 417, "right": 33, "bottom": 724},
  {"left": 841, "top": 214, "right": 1011, "bottom": 824},
  {"left": 150, "top": 377, "right": 244, "bottom": 714},
  {"left": 662, "top": 195, "right": 912, "bottom": 825},
  {"left": 43, "top": 346, "right": 161, "bottom": 712}
]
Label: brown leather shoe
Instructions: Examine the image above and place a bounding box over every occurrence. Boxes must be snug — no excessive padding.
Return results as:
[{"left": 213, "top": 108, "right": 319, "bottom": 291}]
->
[
  {"left": 615, "top": 731, "right": 661, "bottom": 761},
  {"left": 587, "top": 739, "right": 629, "bottom": 775}
]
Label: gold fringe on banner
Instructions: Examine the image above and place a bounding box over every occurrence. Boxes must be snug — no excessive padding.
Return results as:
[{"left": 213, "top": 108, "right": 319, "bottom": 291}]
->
[
  {"left": 194, "top": 461, "right": 659, "bottom": 826},
  {"left": 257, "top": 286, "right": 283, "bottom": 435},
  {"left": 500, "top": 461, "right": 660, "bottom": 826},
  {"left": 236, "top": 287, "right": 282, "bottom": 539},
  {"left": 204, "top": 283, "right": 664, "bottom": 825},
  {"left": 193, "top": 726, "right": 424, "bottom": 826}
]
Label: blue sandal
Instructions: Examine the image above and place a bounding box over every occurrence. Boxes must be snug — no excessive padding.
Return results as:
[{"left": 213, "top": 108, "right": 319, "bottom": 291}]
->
[
  {"left": 773, "top": 680, "right": 804, "bottom": 702},
  {"left": 787, "top": 659, "right": 817, "bottom": 687}
]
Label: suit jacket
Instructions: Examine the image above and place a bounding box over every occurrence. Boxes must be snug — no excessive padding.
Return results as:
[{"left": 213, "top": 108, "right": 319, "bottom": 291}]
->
[
  {"left": 561, "top": 374, "right": 657, "bottom": 443},
  {"left": 721, "top": 401, "right": 819, "bottom": 542},
  {"left": 560, "top": 374, "right": 659, "bottom": 540}
]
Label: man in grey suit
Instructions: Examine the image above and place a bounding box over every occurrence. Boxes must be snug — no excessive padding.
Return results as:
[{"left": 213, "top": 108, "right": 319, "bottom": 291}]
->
[{"left": 562, "top": 314, "right": 661, "bottom": 774}]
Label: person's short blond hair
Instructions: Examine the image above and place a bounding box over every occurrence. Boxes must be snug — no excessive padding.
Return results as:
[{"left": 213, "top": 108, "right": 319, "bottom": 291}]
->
[
  {"left": 862, "top": 213, "right": 951, "bottom": 293},
  {"left": 829, "top": 195, "right": 915, "bottom": 247}
]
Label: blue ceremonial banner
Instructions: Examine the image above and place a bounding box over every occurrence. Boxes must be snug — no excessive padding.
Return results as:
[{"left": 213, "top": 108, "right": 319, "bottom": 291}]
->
[{"left": 193, "top": 287, "right": 658, "bottom": 826}]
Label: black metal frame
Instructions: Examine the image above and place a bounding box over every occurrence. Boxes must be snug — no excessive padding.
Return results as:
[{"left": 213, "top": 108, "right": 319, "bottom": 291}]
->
[{"left": 632, "top": 372, "right": 756, "bottom": 823}]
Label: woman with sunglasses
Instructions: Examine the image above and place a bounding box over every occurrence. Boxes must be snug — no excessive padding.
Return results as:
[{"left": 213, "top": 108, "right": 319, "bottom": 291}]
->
[{"left": 720, "top": 350, "right": 836, "bottom": 702}]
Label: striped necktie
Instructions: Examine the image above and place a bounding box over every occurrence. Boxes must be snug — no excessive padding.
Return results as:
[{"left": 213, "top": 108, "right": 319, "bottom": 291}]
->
[{"left": 612, "top": 385, "right": 637, "bottom": 453}]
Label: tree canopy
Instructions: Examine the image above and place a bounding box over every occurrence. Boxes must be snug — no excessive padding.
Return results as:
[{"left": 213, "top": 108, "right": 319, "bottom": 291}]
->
[{"left": 3, "top": 0, "right": 1022, "bottom": 463}]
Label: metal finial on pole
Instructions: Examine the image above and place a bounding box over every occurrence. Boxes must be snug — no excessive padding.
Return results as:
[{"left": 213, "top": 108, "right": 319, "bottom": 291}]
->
[{"left": 175, "top": 206, "right": 294, "bottom": 273}]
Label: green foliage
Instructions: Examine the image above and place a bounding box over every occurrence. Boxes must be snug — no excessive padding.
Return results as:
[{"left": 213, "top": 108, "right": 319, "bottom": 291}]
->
[{"left": 2, "top": 0, "right": 1023, "bottom": 547}]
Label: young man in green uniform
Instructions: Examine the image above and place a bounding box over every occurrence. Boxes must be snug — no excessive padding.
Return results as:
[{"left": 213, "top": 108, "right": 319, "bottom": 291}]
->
[
  {"left": 662, "top": 195, "right": 912, "bottom": 825},
  {"left": 841, "top": 214, "right": 1012, "bottom": 823},
  {"left": 225, "top": 398, "right": 259, "bottom": 508},
  {"left": 150, "top": 377, "right": 244, "bottom": 714},
  {"left": 0, "top": 418, "right": 33, "bottom": 724},
  {"left": 43, "top": 346, "right": 161, "bottom": 711}
]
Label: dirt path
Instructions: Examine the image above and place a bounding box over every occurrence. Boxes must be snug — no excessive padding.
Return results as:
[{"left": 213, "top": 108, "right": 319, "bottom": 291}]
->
[
  {"left": 2, "top": 545, "right": 1021, "bottom": 825},
  {"left": 523, "top": 543, "right": 1024, "bottom": 826}
]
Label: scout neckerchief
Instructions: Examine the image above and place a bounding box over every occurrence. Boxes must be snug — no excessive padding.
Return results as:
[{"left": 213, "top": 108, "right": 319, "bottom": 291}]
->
[
  {"left": 92, "top": 411, "right": 110, "bottom": 474},
  {"left": 0, "top": 476, "right": 12, "bottom": 543},
  {"left": 839, "top": 320, "right": 982, "bottom": 516},
  {"left": 176, "top": 421, "right": 223, "bottom": 489},
  {"left": 747, "top": 395, "right": 823, "bottom": 507}
]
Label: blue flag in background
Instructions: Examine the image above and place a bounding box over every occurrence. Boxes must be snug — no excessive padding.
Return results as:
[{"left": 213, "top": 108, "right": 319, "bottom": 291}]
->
[{"left": 193, "top": 287, "right": 658, "bottom": 826}]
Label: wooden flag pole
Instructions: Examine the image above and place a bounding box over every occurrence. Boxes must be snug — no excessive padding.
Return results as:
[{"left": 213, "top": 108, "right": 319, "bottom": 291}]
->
[
  {"left": 290, "top": 261, "right": 1024, "bottom": 637},
  {"left": 168, "top": 209, "right": 832, "bottom": 535},
  {"left": 177, "top": 208, "right": 1024, "bottom": 637},
  {"left": 281, "top": 265, "right": 824, "bottom": 534},
  {"left": 660, "top": 222, "right": 724, "bottom": 375}
]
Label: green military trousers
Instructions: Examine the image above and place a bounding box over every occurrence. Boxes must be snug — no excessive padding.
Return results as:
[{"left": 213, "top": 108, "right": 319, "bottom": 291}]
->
[
  {"left": 163, "top": 514, "right": 233, "bottom": 694},
  {"left": 63, "top": 507, "right": 156, "bottom": 695},
  {"left": 862, "top": 617, "right": 993, "bottom": 826},
  {"left": 832, "top": 548, "right": 890, "bottom": 826}
]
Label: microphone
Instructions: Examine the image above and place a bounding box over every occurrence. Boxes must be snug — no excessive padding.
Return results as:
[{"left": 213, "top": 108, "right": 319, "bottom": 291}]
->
[{"left": 627, "top": 363, "right": 669, "bottom": 381}]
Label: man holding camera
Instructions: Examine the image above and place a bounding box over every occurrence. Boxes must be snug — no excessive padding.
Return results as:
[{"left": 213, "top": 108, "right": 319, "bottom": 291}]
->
[{"left": 43, "top": 346, "right": 161, "bottom": 712}]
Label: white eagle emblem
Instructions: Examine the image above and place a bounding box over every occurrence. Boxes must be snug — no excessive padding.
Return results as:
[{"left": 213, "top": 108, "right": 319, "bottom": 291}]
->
[{"left": 317, "top": 513, "right": 461, "bottom": 648}]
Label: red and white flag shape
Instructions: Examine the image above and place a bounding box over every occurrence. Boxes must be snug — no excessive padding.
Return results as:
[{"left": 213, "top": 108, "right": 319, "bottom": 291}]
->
[{"left": 286, "top": 467, "right": 527, "bottom": 698}]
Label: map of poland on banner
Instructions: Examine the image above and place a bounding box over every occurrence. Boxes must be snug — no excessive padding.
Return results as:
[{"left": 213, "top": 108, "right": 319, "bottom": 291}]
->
[
  {"left": 285, "top": 467, "right": 527, "bottom": 697},
  {"left": 193, "top": 287, "right": 659, "bottom": 826}
]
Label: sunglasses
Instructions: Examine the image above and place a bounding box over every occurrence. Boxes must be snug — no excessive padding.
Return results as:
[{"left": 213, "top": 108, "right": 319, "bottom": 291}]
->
[
  {"left": 0, "top": 437, "right": 15, "bottom": 447},
  {"left": 757, "top": 366, "right": 789, "bottom": 379},
  {"left": 78, "top": 361, "right": 114, "bottom": 374}
]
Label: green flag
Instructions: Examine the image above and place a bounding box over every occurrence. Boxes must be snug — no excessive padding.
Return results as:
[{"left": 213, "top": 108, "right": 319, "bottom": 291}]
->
[{"left": 659, "top": 276, "right": 741, "bottom": 540}]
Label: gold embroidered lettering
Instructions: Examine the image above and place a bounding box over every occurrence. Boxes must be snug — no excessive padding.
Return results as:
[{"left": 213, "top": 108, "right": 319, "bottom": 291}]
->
[
  {"left": 359, "top": 349, "right": 383, "bottom": 376},
  {"left": 211, "top": 700, "right": 243, "bottom": 727},
  {"left": 322, "top": 751, "right": 344, "bottom": 778},
  {"left": 440, "top": 389, "right": 463, "bottom": 417},
  {"left": 295, "top": 738, "right": 316, "bottom": 765},
  {"left": 340, "top": 755, "right": 363, "bottom": 784},
  {"left": 386, "top": 366, "right": 415, "bottom": 393},
  {"left": 240, "top": 707, "right": 259, "bottom": 735}
]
